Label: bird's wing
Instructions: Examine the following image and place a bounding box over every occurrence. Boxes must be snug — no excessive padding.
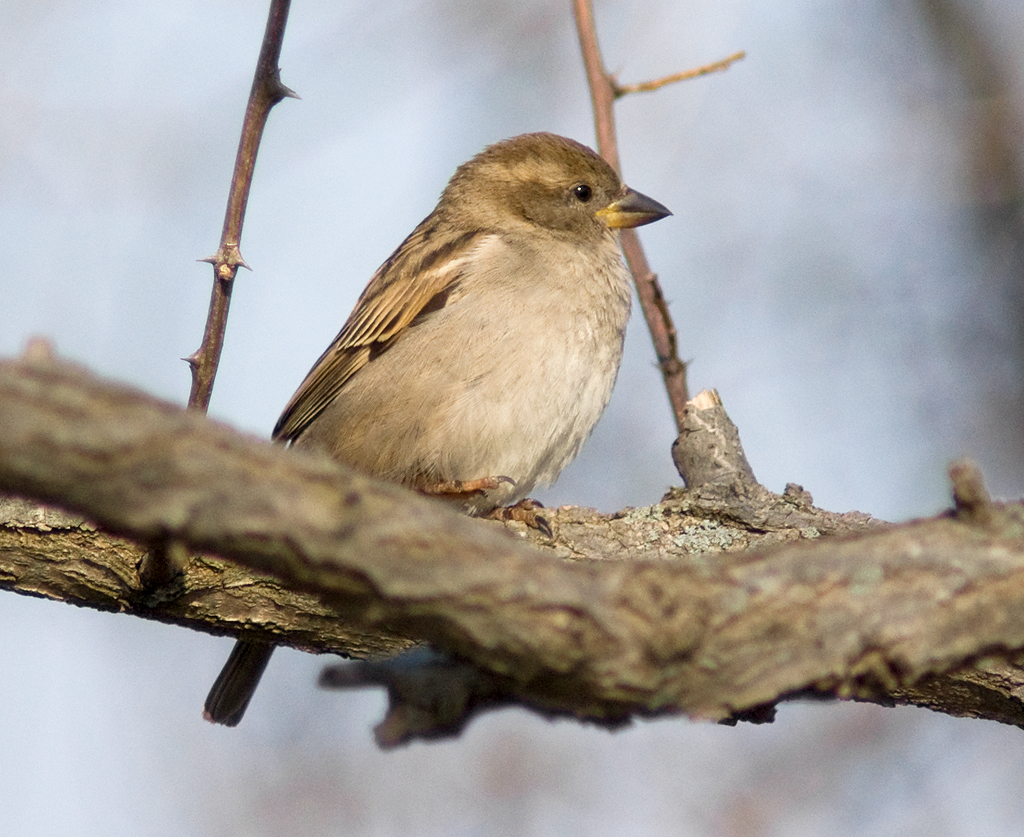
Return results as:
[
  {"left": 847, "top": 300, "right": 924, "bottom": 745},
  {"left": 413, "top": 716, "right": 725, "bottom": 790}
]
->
[{"left": 272, "top": 221, "right": 487, "bottom": 442}]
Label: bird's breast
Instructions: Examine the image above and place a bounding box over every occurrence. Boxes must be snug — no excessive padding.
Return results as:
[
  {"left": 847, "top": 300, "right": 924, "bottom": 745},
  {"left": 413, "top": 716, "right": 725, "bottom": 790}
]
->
[{"left": 295, "top": 231, "right": 633, "bottom": 512}]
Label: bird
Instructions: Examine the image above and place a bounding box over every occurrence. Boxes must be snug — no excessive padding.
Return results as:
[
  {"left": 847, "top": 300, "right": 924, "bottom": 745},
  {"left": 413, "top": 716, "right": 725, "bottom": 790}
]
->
[{"left": 203, "top": 132, "right": 671, "bottom": 726}]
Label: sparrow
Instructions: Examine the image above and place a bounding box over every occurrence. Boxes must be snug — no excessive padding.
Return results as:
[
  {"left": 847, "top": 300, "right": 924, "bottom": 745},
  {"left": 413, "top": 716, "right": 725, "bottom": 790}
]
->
[{"left": 204, "top": 132, "right": 671, "bottom": 726}]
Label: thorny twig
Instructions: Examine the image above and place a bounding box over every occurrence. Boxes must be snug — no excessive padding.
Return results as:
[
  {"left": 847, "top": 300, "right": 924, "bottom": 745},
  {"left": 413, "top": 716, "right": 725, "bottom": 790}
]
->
[
  {"left": 573, "top": 0, "right": 743, "bottom": 430},
  {"left": 185, "top": 0, "right": 296, "bottom": 413},
  {"left": 142, "top": 0, "right": 295, "bottom": 586}
]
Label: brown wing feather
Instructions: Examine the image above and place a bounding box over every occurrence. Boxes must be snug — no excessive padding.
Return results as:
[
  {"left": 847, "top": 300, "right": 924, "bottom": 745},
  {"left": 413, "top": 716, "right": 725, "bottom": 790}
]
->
[{"left": 272, "top": 221, "right": 485, "bottom": 442}]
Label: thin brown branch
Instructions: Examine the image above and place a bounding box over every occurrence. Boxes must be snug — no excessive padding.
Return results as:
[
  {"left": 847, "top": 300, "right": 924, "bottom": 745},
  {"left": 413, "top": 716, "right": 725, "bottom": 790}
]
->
[
  {"left": 572, "top": 0, "right": 690, "bottom": 428},
  {"left": 5, "top": 352, "right": 1024, "bottom": 743},
  {"left": 186, "top": 0, "right": 296, "bottom": 413},
  {"left": 613, "top": 51, "right": 746, "bottom": 98},
  {"left": 572, "top": 0, "right": 619, "bottom": 170}
]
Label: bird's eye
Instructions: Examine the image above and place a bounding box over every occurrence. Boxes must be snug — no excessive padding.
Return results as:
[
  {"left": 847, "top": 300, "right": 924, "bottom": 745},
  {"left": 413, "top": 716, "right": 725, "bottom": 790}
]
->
[{"left": 573, "top": 183, "right": 593, "bottom": 202}]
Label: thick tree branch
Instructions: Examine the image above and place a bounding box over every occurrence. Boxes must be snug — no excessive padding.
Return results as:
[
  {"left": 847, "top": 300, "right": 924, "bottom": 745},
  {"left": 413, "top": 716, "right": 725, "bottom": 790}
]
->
[{"left": 3, "top": 351, "right": 1024, "bottom": 744}]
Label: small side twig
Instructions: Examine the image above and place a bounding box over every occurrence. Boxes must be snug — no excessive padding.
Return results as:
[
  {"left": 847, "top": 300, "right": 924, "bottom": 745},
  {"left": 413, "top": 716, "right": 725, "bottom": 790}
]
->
[
  {"left": 572, "top": 0, "right": 699, "bottom": 429},
  {"left": 185, "top": 0, "right": 297, "bottom": 413},
  {"left": 613, "top": 51, "right": 746, "bottom": 98}
]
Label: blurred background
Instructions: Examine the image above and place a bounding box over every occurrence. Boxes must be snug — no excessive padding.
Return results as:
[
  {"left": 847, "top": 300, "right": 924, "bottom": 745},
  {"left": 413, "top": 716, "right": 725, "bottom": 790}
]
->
[{"left": 3, "top": 0, "right": 1024, "bottom": 834}]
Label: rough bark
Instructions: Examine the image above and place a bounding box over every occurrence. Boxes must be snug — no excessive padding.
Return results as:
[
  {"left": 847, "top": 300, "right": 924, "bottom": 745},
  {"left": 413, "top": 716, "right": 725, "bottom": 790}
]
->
[{"left": 3, "top": 349, "right": 1024, "bottom": 745}]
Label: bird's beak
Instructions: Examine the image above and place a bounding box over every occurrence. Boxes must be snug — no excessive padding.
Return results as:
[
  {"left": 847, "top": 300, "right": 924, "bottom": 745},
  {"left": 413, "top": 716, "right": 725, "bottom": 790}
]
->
[{"left": 597, "top": 188, "right": 672, "bottom": 229}]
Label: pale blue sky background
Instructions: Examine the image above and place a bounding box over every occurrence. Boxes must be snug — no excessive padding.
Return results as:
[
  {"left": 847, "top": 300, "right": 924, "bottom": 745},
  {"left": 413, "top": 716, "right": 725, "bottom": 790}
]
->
[{"left": 3, "top": 1, "right": 1024, "bottom": 835}]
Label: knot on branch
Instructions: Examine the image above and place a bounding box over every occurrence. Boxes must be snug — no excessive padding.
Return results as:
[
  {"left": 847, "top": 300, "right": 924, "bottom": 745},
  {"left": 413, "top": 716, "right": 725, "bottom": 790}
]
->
[{"left": 673, "top": 388, "right": 757, "bottom": 488}]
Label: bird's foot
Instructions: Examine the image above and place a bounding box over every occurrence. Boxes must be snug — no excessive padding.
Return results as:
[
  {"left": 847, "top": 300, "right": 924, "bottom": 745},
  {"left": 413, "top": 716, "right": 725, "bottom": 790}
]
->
[
  {"left": 418, "top": 475, "right": 515, "bottom": 500},
  {"left": 485, "top": 499, "right": 553, "bottom": 539}
]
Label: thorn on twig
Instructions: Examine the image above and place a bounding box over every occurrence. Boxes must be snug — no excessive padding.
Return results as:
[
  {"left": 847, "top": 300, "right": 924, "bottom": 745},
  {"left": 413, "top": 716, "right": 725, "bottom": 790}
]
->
[
  {"left": 276, "top": 80, "right": 300, "bottom": 101},
  {"left": 197, "top": 250, "right": 252, "bottom": 276}
]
